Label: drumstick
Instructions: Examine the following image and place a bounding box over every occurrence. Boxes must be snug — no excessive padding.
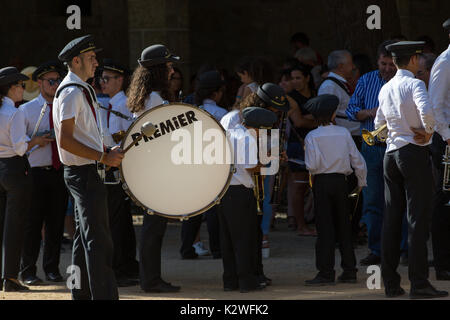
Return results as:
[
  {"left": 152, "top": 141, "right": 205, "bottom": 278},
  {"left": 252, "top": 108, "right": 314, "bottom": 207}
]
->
[{"left": 123, "top": 121, "right": 157, "bottom": 154}]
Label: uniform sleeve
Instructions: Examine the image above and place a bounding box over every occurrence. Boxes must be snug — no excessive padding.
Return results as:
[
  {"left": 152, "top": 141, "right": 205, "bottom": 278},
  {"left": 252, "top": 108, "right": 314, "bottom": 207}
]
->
[
  {"left": 429, "top": 59, "right": 450, "bottom": 140},
  {"left": 304, "top": 134, "right": 318, "bottom": 174},
  {"left": 59, "top": 89, "right": 81, "bottom": 122},
  {"left": 9, "top": 108, "right": 30, "bottom": 156},
  {"left": 412, "top": 80, "right": 435, "bottom": 134},
  {"left": 346, "top": 77, "right": 366, "bottom": 121},
  {"left": 374, "top": 91, "right": 386, "bottom": 130},
  {"left": 347, "top": 132, "right": 367, "bottom": 187}
]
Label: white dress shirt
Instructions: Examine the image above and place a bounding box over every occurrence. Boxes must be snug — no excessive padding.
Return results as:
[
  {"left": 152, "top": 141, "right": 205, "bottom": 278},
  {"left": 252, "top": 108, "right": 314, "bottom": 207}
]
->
[
  {"left": 0, "top": 97, "right": 30, "bottom": 158},
  {"left": 199, "top": 99, "right": 228, "bottom": 122},
  {"left": 53, "top": 71, "right": 103, "bottom": 166},
  {"left": 19, "top": 94, "right": 53, "bottom": 167},
  {"left": 429, "top": 44, "right": 450, "bottom": 141},
  {"left": 220, "top": 109, "right": 241, "bottom": 130},
  {"left": 108, "top": 91, "right": 133, "bottom": 135},
  {"left": 375, "top": 69, "right": 435, "bottom": 152},
  {"left": 133, "top": 91, "right": 166, "bottom": 118},
  {"left": 305, "top": 124, "right": 367, "bottom": 187},
  {"left": 223, "top": 123, "right": 258, "bottom": 188},
  {"left": 318, "top": 72, "right": 360, "bottom": 136}
]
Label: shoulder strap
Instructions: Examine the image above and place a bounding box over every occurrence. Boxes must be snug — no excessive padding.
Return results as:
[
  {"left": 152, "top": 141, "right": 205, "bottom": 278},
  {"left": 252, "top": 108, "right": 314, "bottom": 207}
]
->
[{"left": 319, "top": 77, "right": 350, "bottom": 95}]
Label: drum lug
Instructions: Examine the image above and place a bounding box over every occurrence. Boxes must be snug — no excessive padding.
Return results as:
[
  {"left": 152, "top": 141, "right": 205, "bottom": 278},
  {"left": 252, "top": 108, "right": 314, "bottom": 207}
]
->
[
  {"left": 122, "top": 182, "right": 128, "bottom": 191},
  {"left": 214, "top": 197, "right": 221, "bottom": 205},
  {"left": 147, "top": 209, "right": 154, "bottom": 215},
  {"left": 179, "top": 216, "right": 189, "bottom": 221}
]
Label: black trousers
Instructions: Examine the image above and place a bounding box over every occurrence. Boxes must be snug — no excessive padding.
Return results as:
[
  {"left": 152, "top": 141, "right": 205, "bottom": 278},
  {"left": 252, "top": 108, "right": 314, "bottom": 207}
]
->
[
  {"left": 430, "top": 133, "right": 450, "bottom": 272},
  {"left": 218, "top": 185, "right": 259, "bottom": 290},
  {"left": 20, "top": 167, "right": 68, "bottom": 278},
  {"left": 180, "top": 206, "right": 220, "bottom": 258},
  {"left": 0, "top": 156, "right": 32, "bottom": 279},
  {"left": 381, "top": 144, "right": 432, "bottom": 290},
  {"left": 313, "top": 173, "right": 356, "bottom": 278},
  {"left": 139, "top": 214, "right": 168, "bottom": 289},
  {"left": 64, "top": 165, "right": 118, "bottom": 300},
  {"left": 106, "top": 176, "right": 139, "bottom": 278}
]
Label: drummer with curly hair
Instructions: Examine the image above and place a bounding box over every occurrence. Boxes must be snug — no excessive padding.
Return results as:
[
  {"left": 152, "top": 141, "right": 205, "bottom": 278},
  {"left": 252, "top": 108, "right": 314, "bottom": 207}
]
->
[{"left": 127, "top": 44, "right": 182, "bottom": 293}]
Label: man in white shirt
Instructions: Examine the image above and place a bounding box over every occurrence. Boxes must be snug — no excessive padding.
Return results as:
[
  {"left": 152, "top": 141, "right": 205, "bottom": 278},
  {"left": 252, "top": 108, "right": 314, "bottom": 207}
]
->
[
  {"left": 304, "top": 95, "right": 366, "bottom": 286},
  {"left": 375, "top": 41, "right": 447, "bottom": 299},
  {"left": 99, "top": 58, "right": 138, "bottom": 287},
  {"left": 429, "top": 19, "right": 450, "bottom": 282},
  {"left": 19, "top": 61, "right": 68, "bottom": 286},
  {"left": 53, "top": 35, "right": 124, "bottom": 300},
  {"left": 318, "top": 50, "right": 360, "bottom": 136}
]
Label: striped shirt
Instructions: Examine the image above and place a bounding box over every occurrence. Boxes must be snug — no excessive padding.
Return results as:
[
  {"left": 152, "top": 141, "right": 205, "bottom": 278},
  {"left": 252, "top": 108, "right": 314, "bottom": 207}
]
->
[{"left": 346, "top": 70, "right": 387, "bottom": 133}]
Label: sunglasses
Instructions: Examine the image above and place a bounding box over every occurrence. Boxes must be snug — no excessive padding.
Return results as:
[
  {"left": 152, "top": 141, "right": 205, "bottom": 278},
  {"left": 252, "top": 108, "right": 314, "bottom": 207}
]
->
[
  {"left": 100, "top": 75, "right": 120, "bottom": 84},
  {"left": 41, "top": 78, "right": 62, "bottom": 86}
]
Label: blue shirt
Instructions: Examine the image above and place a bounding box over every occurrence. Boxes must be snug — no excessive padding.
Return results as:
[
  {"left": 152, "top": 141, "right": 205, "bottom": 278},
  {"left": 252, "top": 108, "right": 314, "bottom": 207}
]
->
[{"left": 346, "top": 70, "right": 387, "bottom": 132}]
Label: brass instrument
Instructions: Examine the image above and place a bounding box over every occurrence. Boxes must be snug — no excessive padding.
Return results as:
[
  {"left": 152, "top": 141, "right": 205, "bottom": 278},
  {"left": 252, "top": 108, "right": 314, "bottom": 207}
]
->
[
  {"left": 253, "top": 172, "right": 264, "bottom": 215},
  {"left": 112, "top": 130, "right": 126, "bottom": 144},
  {"left": 362, "top": 124, "right": 388, "bottom": 146},
  {"left": 270, "top": 111, "right": 288, "bottom": 205}
]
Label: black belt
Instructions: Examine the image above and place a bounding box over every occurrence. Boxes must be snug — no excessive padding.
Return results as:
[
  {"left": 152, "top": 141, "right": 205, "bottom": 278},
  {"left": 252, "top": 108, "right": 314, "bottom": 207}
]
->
[{"left": 33, "top": 166, "right": 54, "bottom": 171}]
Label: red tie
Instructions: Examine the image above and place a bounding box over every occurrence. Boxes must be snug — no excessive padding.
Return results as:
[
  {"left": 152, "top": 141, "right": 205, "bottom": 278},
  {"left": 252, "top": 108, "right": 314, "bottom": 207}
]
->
[
  {"left": 344, "top": 81, "right": 354, "bottom": 95},
  {"left": 47, "top": 103, "right": 61, "bottom": 170},
  {"left": 107, "top": 104, "right": 112, "bottom": 128}
]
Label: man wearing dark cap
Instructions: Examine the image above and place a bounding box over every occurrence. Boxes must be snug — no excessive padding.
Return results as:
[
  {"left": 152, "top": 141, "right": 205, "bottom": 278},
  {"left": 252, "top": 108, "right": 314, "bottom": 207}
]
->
[
  {"left": 429, "top": 18, "right": 450, "bottom": 282},
  {"left": 99, "top": 58, "right": 138, "bottom": 286},
  {"left": 303, "top": 95, "right": 366, "bottom": 286},
  {"left": 127, "top": 44, "right": 182, "bottom": 293},
  {"left": 218, "top": 106, "right": 277, "bottom": 293},
  {"left": 376, "top": 41, "right": 447, "bottom": 299},
  {"left": 18, "top": 61, "right": 68, "bottom": 285},
  {"left": 53, "top": 35, "right": 124, "bottom": 300}
]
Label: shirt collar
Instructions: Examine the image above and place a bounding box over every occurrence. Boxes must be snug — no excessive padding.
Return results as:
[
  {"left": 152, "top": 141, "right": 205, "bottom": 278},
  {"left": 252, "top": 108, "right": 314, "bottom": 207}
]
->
[
  {"left": 395, "top": 69, "right": 415, "bottom": 78},
  {"left": 66, "top": 70, "right": 85, "bottom": 84},
  {"left": 328, "top": 72, "right": 347, "bottom": 83},
  {"left": 203, "top": 99, "right": 217, "bottom": 106},
  {"left": 37, "top": 93, "right": 51, "bottom": 105},
  {"left": 109, "top": 90, "right": 126, "bottom": 106},
  {"left": 2, "top": 96, "right": 15, "bottom": 108}
]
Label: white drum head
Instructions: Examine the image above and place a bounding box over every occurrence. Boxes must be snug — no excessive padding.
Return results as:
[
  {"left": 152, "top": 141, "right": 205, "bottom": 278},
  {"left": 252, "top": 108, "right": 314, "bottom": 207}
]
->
[{"left": 120, "top": 103, "right": 233, "bottom": 219}]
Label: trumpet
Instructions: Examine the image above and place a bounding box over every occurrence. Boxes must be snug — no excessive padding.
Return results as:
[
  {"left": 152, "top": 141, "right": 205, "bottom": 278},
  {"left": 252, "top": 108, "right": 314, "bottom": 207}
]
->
[
  {"left": 362, "top": 124, "right": 388, "bottom": 146},
  {"left": 253, "top": 172, "right": 264, "bottom": 215},
  {"left": 112, "top": 130, "right": 126, "bottom": 144}
]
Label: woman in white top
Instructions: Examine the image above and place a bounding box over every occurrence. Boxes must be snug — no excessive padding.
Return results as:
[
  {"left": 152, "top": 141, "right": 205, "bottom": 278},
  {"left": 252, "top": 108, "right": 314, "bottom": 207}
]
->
[
  {"left": 127, "top": 44, "right": 183, "bottom": 293},
  {"left": 234, "top": 56, "right": 273, "bottom": 107},
  {"left": 0, "top": 67, "right": 52, "bottom": 292}
]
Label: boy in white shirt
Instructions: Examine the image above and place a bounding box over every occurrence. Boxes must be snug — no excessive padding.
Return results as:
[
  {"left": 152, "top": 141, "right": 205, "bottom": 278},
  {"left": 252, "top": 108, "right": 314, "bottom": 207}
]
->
[{"left": 304, "top": 94, "right": 367, "bottom": 286}]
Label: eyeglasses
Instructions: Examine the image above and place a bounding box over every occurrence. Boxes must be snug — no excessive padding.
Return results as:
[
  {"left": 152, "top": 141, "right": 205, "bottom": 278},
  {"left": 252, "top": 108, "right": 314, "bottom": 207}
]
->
[
  {"left": 100, "top": 76, "right": 120, "bottom": 84},
  {"left": 41, "top": 78, "right": 62, "bottom": 86}
]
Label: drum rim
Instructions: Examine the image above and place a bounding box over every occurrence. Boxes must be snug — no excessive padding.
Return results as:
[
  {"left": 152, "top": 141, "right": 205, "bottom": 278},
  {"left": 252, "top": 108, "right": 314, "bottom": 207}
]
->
[{"left": 119, "top": 102, "right": 235, "bottom": 220}]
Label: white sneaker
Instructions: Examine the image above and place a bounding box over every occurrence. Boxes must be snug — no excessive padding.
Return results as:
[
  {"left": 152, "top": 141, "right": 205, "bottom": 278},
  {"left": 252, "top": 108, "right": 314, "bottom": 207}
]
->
[{"left": 193, "top": 241, "right": 210, "bottom": 256}]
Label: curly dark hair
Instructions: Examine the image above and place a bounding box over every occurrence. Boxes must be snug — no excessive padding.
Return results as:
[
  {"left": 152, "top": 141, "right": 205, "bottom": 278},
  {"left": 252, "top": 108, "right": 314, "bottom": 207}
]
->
[
  {"left": 237, "top": 92, "right": 268, "bottom": 113},
  {"left": 127, "top": 64, "right": 169, "bottom": 113}
]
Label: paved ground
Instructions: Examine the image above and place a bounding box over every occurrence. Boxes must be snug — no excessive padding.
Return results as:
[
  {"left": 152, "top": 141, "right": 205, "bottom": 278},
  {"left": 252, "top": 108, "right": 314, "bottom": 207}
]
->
[{"left": 1, "top": 217, "right": 449, "bottom": 300}]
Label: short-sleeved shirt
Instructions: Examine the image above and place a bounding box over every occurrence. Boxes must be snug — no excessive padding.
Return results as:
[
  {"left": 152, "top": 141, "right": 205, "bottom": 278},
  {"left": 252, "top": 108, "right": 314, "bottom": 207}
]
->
[
  {"left": 52, "top": 71, "right": 103, "bottom": 166},
  {"left": 0, "top": 96, "right": 30, "bottom": 158}
]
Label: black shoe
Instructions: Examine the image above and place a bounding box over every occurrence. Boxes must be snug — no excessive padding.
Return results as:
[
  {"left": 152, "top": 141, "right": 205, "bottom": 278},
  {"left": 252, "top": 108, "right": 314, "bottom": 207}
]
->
[
  {"left": 400, "top": 255, "right": 408, "bottom": 267},
  {"left": 259, "top": 275, "right": 272, "bottom": 286},
  {"left": 143, "top": 281, "right": 181, "bottom": 293},
  {"left": 22, "top": 275, "right": 43, "bottom": 286},
  {"left": 409, "top": 285, "right": 449, "bottom": 299},
  {"left": 385, "top": 286, "right": 405, "bottom": 298},
  {"left": 181, "top": 252, "right": 198, "bottom": 260},
  {"left": 46, "top": 272, "right": 64, "bottom": 282},
  {"left": 337, "top": 273, "right": 357, "bottom": 283},
  {"left": 224, "top": 286, "right": 238, "bottom": 292},
  {"left": 240, "top": 284, "right": 265, "bottom": 293},
  {"left": 360, "top": 253, "right": 381, "bottom": 266},
  {"left": 3, "top": 279, "right": 30, "bottom": 292},
  {"left": 436, "top": 270, "right": 450, "bottom": 281},
  {"left": 305, "top": 274, "right": 335, "bottom": 286},
  {"left": 116, "top": 277, "right": 139, "bottom": 287}
]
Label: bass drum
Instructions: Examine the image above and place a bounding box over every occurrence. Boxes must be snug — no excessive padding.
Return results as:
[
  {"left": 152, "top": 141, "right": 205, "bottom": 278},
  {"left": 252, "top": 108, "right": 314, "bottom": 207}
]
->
[{"left": 120, "top": 103, "right": 234, "bottom": 220}]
